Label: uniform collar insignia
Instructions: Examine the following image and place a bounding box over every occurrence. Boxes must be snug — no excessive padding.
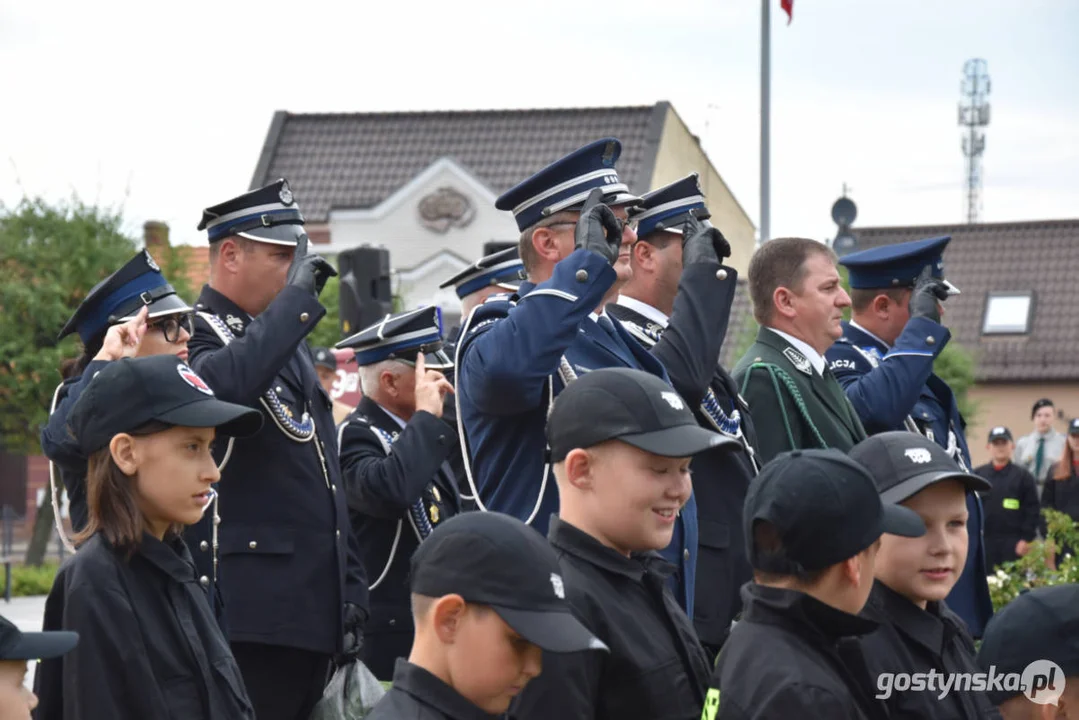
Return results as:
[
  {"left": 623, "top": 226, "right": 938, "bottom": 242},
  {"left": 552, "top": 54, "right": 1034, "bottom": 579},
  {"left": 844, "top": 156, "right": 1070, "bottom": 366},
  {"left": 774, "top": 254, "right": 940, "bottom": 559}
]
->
[
  {"left": 225, "top": 314, "right": 246, "bottom": 334},
  {"left": 783, "top": 346, "right": 812, "bottom": 375}
]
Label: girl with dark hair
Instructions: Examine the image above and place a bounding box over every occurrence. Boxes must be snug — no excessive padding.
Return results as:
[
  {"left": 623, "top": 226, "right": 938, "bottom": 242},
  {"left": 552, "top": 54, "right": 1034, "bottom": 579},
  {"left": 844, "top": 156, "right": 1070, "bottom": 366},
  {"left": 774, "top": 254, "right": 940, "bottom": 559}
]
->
[
  {"left": 34, "top": 355, "right": 263, "bottom": 719},
  {"left": 40, "top": 250, "right": 195, "bottom": 540},
  {"left": 1045, "top": 419, "right": 1079, "bottom": 560}
]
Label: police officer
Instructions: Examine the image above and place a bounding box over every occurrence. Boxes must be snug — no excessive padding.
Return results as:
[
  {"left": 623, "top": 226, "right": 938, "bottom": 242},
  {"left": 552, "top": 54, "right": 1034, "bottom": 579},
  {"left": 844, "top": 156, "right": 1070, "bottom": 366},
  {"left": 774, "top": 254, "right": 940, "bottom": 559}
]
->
[
  {"left": 186, "top": 179, "right": 368, "bottom": 720},
  {"left": 608, "top": 174, "right": 759, "bottom": 657},
  {"left": 42, "top": 250, "right": 194, "bottom": 540},
  {"left": 336, "top": 306, "right": 460, "bottom": 681},
  {"left": 437, "top": 247, "right": 525, "bottom": 502},
  {"left": 455, "top": 138, "right": 730, "bottom": 614},
  {"left": 826, "top": 235, "right": 993, "bottom": 638}
]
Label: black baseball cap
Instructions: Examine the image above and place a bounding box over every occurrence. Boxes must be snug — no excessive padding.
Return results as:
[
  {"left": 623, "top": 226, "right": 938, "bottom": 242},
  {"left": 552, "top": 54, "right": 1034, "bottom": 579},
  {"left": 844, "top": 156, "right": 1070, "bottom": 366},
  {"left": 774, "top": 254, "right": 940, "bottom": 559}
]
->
[
  {"left": 849, "top": 432, "right": 990, "bottom": 504},
  {"left": 977, "top": 584, "right": 1079, "bottom": 704},
  {"left": 1032, "top": 398, "right": 1054, "bottom": 419},
  {"left": 546, "top": 368, "right": 739, "bottom": 462},
  {"left": 410, "top": 512, "right": 607, "bottom": 654},
  {"left": 0, "top": 615, "right": 78, "bottom": 661},
  {"left": 745, "top": 449, "right": 926, "bottom": 574},
  {"left": 987, "top": 426, "right": 1013, "bottom": 443},
  {"left": 1069, "top": 418, "right": 1079, "bottom": 435},
  {"left": 69, "top": 356, "right": 264, "bottom": 455},
  {"left": 312, "top": 347, "right": 337, "bottom": 371}
]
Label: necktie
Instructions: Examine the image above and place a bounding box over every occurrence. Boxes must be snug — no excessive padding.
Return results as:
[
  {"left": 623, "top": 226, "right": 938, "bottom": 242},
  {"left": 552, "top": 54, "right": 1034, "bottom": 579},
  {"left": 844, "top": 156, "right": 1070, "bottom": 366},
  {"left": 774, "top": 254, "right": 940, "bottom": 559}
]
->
[{"left": 1035, "top": 437, "right": 1046, "bottom": 477}]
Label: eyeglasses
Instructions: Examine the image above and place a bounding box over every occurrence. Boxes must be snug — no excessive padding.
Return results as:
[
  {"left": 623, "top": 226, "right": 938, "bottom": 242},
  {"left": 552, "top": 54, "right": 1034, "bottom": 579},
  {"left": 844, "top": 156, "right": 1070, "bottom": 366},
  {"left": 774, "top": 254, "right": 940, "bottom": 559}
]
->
[
  {"left": 148, "top": 313, "right": 195, "bottom": 343},
  {"left": 539, "top": 217, "right": 638, "bottom": 233}
]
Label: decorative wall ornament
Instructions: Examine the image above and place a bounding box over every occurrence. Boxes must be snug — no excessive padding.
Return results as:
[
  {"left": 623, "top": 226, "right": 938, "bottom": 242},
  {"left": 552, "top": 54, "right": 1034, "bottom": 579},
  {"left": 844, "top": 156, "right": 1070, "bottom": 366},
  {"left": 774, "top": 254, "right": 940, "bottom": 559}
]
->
[{"left": 418, "top": 186, "right": 475, "bottom": 233}]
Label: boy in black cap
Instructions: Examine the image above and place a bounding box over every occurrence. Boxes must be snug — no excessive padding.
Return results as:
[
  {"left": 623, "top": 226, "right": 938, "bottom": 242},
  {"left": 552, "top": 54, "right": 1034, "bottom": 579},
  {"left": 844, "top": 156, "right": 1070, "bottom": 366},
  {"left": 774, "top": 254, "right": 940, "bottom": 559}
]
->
[
  {"left": 850, "top": 432, "right": 1000, "bottom": 719},
  {"left": 707, "top": 447, "right": 926, "bottom": 720},
  {"left": 0, "top": 615, "right": 77, "bottom": 719},
  {"left": 368, "top": 512, "right": 606, "bottom": 719},
  {"left": 514, "top": 367, "right": 733, "bottom": 720},
  {"left": 975, "top": 426, "right": 1041, "bottom": 569},
  {"left": 977, "top": 584, "right": 1079, "bottom": 718}
]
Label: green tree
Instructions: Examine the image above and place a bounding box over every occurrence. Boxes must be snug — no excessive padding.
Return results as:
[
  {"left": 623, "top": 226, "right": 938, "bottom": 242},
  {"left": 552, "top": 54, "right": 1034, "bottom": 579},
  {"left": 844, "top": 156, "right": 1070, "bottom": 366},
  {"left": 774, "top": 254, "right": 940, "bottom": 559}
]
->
[{"left": 306, "top": 274, "right": 342, "bottom": 349}]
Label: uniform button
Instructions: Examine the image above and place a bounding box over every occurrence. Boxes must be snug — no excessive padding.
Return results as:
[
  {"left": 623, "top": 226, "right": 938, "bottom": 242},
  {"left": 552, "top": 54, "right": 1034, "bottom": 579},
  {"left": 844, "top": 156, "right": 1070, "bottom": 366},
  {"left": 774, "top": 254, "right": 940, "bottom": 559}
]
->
[
  {"left": 389, "top": 619, "right": 396, "bottom": 627},
  {"left": 300, "top": 312, "right": 310, "bottom": 322},
  {"left": 213, "top": 515, "right": 221, "bottom": 526},
  {"left": 199, "top": 541, "right": 209, "bottom": 552},
  {"left": 926, "top": 335, "right": 936, "bottom": 346},
  {"left": 248, "top": 541, "right": 258, "bottom": 550},
  {"left": 331, "top": 484, "right": 337, "bottom": 492},
  {"left": 575, "top": 269, "right": 588, "bottom": 282},
  {"left": 336, "top": 530, "right": 341, "bottom": 539},
  {"left": 276, "top": 386, "right": 283, "bottom": 393},
  {"left": 683, "top": 549, "right": 690, "bottom": 561},
  {"left": 199, "top": 576, "right": 210, "bottom": 587},
  {"left": 716, "top": 269, "right": 728, "bottom": 281}
]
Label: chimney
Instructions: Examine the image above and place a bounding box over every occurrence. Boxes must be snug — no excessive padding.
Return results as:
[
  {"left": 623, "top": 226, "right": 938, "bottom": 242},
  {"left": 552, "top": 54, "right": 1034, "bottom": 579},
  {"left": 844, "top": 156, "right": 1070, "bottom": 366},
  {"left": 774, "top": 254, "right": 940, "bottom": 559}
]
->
[{"left": 143, "top": 221, "right": 170, "bottom": 255}]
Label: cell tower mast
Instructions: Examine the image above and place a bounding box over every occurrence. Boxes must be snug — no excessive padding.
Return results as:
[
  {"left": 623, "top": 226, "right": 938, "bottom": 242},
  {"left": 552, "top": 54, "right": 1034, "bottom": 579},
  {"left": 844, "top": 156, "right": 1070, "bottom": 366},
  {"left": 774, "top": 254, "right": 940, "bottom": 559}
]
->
[{"left": 958, "top": 59, "right": 991, "bottom": 224}]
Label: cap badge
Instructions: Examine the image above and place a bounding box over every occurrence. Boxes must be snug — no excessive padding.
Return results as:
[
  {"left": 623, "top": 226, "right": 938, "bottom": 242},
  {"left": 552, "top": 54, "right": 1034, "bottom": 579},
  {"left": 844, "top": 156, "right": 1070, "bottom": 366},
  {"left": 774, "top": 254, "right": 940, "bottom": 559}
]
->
[
  {"left": 144, "top": 251, "right": 160, "bottom": 272},
  {"left": 661, "top": 391, "right": 685, "bottom": 410},
  {"left": 550, "top": 573, "right": 565, "bottom": 599},
  {"left": 177, "top": 363, "right": 214, "bottom": 396},
  {"left": 783, "top": 347, "right": 812, "bottom": 375},
  {"left": 279, "top": 181, "right": 294, "bottom": 206},
  {"left": 904, "top": 448, "right": 932, "bottom": 464},
  {"left": 992, "top": 426, "right": 1006, "bottom": 435}
]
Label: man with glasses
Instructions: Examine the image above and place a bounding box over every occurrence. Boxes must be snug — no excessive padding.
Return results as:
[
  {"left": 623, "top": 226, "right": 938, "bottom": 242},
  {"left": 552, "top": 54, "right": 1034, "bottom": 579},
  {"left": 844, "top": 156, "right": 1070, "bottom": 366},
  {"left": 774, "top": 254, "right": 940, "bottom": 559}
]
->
[
  {"left": 186, "top": 180, "right": 369, "bottom": 720},
  {"left": 454, "top": 138, "right": 730, "bottom": 613}
]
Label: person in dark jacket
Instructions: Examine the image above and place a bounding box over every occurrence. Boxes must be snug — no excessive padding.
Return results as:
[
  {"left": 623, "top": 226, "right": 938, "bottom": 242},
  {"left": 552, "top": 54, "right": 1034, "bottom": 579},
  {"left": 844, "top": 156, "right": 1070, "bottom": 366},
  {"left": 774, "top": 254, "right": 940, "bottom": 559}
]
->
[
  {"left": 850, "top": 432, "right": 1001, "bottom": 719},
  {"left": 40, "top": 250, "right": 194, "bottom": 539},
  {"left": 513, "top": 368, "right": 734, "bottom": 720},
  {"left": 706, "top": 448, "right": 926, "bottom": 720},
  {"left": 609, "top": 175, "right": 761, "bottom": 658},
  {"left": 368, "top": 512, "right": 605, "bottom": 720},
  {"left": 34, "top": 355, "right": 264, "bottom": 720},
  {"left": 336, "top": 306, "right": 460, "bottom": 680},
  {"left": 975, "top": 426, "right": 1041, "bottom": 569},
  {"left": 1044, "top": 419, "right": 1079, "bottom": 535},
  {"left": 0, "top": 614, "right": 77, "bottom": 720}
]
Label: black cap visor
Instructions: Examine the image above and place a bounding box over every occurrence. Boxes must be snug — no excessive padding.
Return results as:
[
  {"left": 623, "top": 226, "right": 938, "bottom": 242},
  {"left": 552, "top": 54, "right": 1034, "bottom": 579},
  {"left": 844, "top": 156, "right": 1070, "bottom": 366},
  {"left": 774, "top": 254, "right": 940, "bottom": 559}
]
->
[
  {"left": 235, "top": 223, "right": 306, "bottom": 246},
  {"left": 155, "top": 398, "right": 264, "bottom": 439},
  {"left": 880, "top": 503, "right": 927, "bottom": 538},
  {"left": 617, "top": 424, "right": 739, "bottom": 458},
  {"left": 395, "top": 347, "right": 454, "bottom": 371},
  {"left": 112, "top": 292, "right": 194, "bottom": 323},
  {"left": 881, "top": 470, "right": 991, "bottom": 505},
  {"left": 491, "top": 605, "right": 608, "bottom": 654},
  {"left": 2, "top": 630, "right": 79, "bottom": 661}
]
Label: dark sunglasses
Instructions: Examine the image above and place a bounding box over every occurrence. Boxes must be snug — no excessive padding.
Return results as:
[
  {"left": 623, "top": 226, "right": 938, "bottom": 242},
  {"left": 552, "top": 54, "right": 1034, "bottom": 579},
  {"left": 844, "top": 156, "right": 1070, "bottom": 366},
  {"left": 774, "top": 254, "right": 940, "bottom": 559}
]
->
[{"left": 148, "top": 313, "right": 195, "bottom": 343}]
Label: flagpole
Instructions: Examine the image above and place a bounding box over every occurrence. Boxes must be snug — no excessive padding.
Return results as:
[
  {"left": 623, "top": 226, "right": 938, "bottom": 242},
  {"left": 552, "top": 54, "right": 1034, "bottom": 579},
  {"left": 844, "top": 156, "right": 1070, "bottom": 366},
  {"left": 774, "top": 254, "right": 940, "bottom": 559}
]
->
[{"left": 760, "top": 0, "right": 771, "bottom": 245}]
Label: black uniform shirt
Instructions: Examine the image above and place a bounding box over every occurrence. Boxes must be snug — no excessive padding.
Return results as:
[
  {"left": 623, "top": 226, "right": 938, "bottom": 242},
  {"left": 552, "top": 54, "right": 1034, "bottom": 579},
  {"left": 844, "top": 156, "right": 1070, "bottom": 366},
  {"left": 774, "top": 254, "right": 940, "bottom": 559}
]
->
[
  {"left": 367, "top": 659, "right": 506, "bottom": 720},
  {"left": 709, "top": 583, "right": 888, "bottom": 720},
  {"left": 34, "top": 532, "right": 255, "bottom": 720},
  {"left": 512, "top": 516, "right": 710, "bottom": 720},
  {"left": 975, "top": 461, "right": 1040, "bottom": 568},
  {"left": 1043, "top": 463, "right": 1079, "bottom": 524},
  {"left": 859, "top": 581, "right": 1002, "bottom": 719}
]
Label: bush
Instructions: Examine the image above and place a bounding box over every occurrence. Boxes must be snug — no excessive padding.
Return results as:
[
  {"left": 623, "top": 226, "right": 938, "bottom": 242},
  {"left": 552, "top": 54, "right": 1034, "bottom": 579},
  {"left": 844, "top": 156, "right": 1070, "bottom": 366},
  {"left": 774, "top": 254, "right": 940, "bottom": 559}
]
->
[
  {"left": 987, "top": 509, "right": 1079, "bottom": 611},
  {"left": 7, "top": 562, "right": 59, "bottom": 597}
]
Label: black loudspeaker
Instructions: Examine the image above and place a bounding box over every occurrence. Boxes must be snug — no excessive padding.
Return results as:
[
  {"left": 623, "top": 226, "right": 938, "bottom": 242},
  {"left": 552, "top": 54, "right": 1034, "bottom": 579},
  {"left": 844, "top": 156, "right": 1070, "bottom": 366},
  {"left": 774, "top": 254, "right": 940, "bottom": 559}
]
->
[
  {"left": 482, "top": 241, "right": 517, "bottom": 257},
  {"left": 338, "top": 246, "right": 393, "bottom": 337}
]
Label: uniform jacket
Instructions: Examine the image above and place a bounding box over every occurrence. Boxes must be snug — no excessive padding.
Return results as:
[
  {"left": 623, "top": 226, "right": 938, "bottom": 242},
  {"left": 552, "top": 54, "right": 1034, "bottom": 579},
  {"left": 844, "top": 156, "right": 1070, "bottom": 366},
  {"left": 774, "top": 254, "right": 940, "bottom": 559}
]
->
[
  {"left": 827, "top": 320, "right": 993, "bottom": 638},
  {"left": 184, "top": 284, "right": 367, "bottom": 655},
  {"left": 608, "top": 270, "right": 760, "bottom": 650},
  {"left": 34, "top": 532, "right": 255, "bottom": 720},
  {"left": 456, "top": 249, "right": 726, "bottom": 613},
  {"left": 367, "top": 660, "right": 507, "bottom": 720},
  {"left": 974, "top": 461, "right": 1040, "bottom": 569},
  {"left": 40, "top": 359, "right": 112, "bottom": 534},
  {"left": 511, "top": 517, "right": 710, "bottom": 720},
  {"left": 732, "top": 327, "right": 867, "bottom": 464},
  {"left": 1043, "top": 463, "right": 1079, "bottom": 526},
  {"left": 338, "top": 396, "right": 460, "bottom": 680},
  {"left": 858, "top": 581, "right": 1002, "bottom": 719},
  {"left": 439, "top": 325, "right": 471, "bottom": 505},
  {"left": 708, "top": 584, "right": 888, "bottom": 720}
]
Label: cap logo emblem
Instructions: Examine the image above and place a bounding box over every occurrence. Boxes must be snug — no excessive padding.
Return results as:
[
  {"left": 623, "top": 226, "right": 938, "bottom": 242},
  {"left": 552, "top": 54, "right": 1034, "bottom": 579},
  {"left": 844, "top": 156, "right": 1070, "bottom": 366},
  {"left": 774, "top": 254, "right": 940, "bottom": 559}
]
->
[
  {"left": 993, "top": 426, "right": 1006, "bottom": 435},
  {"left": 279, "top": 181, "right": 294, "bottom": 206},
  {"left": 177, "top": 363, "right": 214, "bottom": 396},
  {"left": 783, "top": 347, "right": 812, "bottom": 375},
  {"left": 661, "top": 391, "right": 685, "bottom": 410},
  {"left": 144, "top": 252, "right": 160, "bottom": 272},
  {"left": 904, "top": 448, "right": 932, "bottom": 464},
  {"left": 550, "top": 573, "right": 565, "bottom": 599}
]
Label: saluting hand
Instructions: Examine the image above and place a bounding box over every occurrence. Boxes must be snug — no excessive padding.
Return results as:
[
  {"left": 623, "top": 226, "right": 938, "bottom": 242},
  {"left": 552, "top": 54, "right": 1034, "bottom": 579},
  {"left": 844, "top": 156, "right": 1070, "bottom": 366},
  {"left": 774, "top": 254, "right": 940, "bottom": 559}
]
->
[
  {"left": 413, "top": 352, "right": 454, "bottom": 418},
  {"left": 574, "top": 187, "right": 623, "bottom": 266},
  {"left": 682, "top": 210, "right": 731, "bottom": 265},
  {"left": 93, "top": 306, "right": 149, "bottom": 362},
  {"left": 909, "top": 265, "right": 949, "bottom": 324},
  {"left": 286, "top": 231, "right": 338, "bottom": 299}
]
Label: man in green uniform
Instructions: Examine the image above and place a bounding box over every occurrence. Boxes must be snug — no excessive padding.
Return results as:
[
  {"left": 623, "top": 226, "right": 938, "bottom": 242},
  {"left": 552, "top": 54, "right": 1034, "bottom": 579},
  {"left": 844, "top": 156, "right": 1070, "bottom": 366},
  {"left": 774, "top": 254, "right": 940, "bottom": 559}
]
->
[{"left": 733, "top": 238, "right": 866, "bottom": 463}]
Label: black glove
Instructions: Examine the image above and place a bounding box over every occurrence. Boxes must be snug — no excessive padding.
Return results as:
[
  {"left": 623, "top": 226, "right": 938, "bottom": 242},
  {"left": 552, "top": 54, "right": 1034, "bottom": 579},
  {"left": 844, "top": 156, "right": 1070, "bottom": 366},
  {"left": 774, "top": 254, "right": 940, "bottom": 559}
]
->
[
  {"left": 286, "top": 230, "right": 338, "bottom": 298},
  {"left": 908, "top": 265, "right": 949, "bottom": 323},
  {"left": 574, "top": 187, "right": 623, "bottom": 266},
  {"left": 681, "top": 211, "right": 731, "bottom": 265},
  {"left": 339, "top": 602, "right": 366, "bottom": 663}
]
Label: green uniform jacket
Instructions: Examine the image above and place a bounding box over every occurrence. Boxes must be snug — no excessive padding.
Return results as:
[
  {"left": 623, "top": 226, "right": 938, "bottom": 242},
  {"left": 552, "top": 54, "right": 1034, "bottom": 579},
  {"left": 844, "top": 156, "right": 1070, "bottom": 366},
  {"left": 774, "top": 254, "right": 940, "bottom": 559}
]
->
[{"left": 733, "top": 327, "right": 867, "bottom": 464}]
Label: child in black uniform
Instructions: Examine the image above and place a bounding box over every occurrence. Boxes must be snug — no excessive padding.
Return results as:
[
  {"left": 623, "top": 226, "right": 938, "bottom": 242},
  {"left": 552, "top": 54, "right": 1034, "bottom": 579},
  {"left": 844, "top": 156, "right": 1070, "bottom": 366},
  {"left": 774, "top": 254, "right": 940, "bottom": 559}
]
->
[
  {"left": 34, "top": 355, "right": 263, "bottom": 720},
  {"left": 974, "top": 426, "right": 1040, "bottom": 569},
  {"left": 851, "top": 432, "right": 1000, "bottom": 719}
]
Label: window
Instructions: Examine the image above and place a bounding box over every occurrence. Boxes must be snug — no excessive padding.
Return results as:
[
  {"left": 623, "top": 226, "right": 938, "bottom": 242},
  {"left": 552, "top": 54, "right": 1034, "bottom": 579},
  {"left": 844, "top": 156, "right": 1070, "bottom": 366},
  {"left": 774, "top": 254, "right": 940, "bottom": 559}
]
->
[{"left": 982, "top": 292, "right": 1034, "bottom": 335}]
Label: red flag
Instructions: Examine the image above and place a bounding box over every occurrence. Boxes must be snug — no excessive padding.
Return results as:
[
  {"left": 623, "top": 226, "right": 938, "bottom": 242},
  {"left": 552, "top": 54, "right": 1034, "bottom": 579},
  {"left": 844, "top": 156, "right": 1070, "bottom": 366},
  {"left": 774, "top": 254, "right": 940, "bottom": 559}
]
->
[{"left": 780, "top": 0, "right": 793, "bottom": 24}]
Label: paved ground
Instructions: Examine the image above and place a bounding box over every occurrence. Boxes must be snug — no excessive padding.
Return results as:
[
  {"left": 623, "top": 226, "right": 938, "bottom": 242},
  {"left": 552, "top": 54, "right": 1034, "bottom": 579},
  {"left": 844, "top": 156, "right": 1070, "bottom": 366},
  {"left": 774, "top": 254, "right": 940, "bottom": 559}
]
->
[{"left": 2, "top": 595, "right": 47, "bottom": 689}]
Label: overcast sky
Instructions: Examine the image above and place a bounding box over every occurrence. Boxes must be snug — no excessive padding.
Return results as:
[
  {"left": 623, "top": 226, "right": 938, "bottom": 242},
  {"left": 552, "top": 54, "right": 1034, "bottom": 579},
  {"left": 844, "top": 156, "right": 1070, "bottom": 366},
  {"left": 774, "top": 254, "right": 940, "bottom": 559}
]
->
[{"left": 1, "top": 0, "right": 1075, "bottom": 247}]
